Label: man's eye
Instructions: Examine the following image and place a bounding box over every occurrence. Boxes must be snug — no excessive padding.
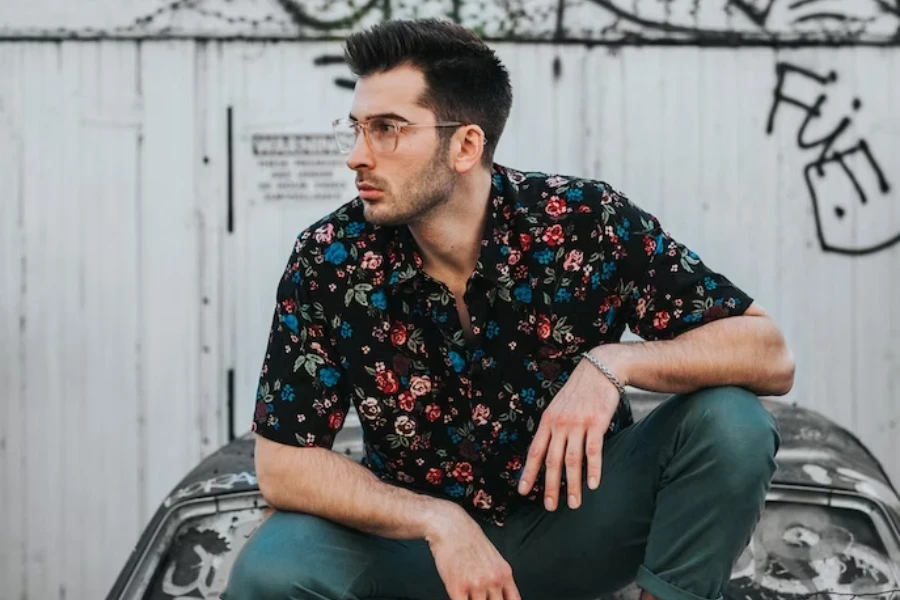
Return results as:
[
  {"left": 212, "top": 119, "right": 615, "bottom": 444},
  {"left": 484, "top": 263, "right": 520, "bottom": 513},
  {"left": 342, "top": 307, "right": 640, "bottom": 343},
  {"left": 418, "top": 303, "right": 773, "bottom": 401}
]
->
[{"left": 371, "top": 120, "right": 396, "bottom": 134}]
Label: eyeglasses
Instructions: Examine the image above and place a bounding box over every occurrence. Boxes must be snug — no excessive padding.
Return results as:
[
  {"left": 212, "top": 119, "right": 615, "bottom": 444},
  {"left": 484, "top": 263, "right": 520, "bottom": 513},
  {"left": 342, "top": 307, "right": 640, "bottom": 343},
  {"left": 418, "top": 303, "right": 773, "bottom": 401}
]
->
[{"left": 331, "top": 117, "right": 465, "bottom": 154}]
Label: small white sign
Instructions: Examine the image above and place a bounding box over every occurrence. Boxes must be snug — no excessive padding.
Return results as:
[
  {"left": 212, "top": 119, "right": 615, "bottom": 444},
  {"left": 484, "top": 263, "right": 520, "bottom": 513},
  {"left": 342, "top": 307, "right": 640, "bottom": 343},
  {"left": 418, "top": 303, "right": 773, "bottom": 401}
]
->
[{"left": 249, "top": 132, "right": 353, "bottom": 203}]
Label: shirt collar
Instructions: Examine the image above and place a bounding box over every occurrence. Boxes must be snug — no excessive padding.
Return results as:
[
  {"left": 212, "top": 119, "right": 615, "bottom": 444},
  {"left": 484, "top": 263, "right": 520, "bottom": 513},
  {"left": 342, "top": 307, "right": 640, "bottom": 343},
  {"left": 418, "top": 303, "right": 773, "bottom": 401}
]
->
[
  {"left": 474, "top": 164, "right": 519, "bottom": 290},
  {"left": 385, "top": 226, "right": 424, "bottom": 289},
  {"left": 384, "top": 164, "right": 521, "bottom": 293}
]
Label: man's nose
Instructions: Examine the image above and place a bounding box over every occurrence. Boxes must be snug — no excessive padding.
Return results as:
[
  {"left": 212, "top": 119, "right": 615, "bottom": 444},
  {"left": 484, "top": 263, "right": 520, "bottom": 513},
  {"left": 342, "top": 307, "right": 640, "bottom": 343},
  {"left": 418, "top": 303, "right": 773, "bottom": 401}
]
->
[{"left": 346, "top": 134, "right": 375, "bottom": 171}]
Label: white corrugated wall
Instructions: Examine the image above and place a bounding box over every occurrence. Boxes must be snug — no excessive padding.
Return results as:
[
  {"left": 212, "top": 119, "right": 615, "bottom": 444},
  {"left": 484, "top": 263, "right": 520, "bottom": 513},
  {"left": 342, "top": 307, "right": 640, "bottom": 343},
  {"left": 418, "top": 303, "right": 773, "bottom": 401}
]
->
[{"left": 0, "top": 38, "right": 898, "bottom": 600}]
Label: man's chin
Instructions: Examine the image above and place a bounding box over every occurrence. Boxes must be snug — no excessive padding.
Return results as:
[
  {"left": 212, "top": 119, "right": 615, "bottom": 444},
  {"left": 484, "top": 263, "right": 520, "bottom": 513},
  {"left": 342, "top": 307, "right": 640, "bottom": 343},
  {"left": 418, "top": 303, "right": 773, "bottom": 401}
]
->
[{"left": 362, "top": 203, "right": 406, "bottom": 227}]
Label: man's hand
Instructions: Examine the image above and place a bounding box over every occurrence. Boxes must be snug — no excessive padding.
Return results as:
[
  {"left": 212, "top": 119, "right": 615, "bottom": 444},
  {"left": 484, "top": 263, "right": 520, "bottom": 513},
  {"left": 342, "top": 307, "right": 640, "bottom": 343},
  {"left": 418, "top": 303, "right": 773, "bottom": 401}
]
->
[
  {"left": 517, "top": 347, "right": 624, "bottom": 511},
  {"left": 425, "top": 504, "right": 522, "bottom": 600}
]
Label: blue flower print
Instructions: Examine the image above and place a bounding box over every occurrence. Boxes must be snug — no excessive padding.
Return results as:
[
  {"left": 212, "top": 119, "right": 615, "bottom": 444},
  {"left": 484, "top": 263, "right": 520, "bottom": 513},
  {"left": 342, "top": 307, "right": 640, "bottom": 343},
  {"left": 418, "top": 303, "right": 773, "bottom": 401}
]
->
[
  {"left": 601, "top": 261, "right": 617, "bottom": 281},
  {"left": 606, "top": 306, "right": 617, "bottom": 325},
  {"left": 448, "top": 426, "right": 462, "bottom": 444},
  {"left": 340, "top": 322, "right": 353, "bottom": 338},
  {"left": 319, "top": 367, "right": 341, "bottom": 387},
  {"left": 447, "top": 483, "right": 465, "bottom": 498},
  {"left": 371, "top": 290, "right": 387, "bottom": 310},
  {"left": 324, "top": 242, "right": 348, "bottom": 265},
  {"left": 654, "top": 234, "right": 666, "bottom": 255},
  {"left": 513, "top": 283, "right": 533, "bottom": 303},
  {"left": 555, "top": 287, "right": 572, "bottom": 303},
  {"left": 368, "top": 451, "right": 385, "bottom": 470},
  {"left": 281, "top": 314, "right": 299, "bottom": 333},
  {"left": 346, "top": 222, "right": 365, "bottom": 236},
  {"left": 535, "top": 249, "right": 553, "bottom": 265},
  {"left": 485, "top": 321, "right": 500, "bottom": 339},
  {"left": 449, "top": 351, "right": 466, "bottom": 373}
]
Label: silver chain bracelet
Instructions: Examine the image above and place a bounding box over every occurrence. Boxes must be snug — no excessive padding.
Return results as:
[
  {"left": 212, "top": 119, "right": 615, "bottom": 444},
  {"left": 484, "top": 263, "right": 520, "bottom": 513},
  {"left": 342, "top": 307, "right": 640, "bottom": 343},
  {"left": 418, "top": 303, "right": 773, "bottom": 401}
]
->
[{"left": 579, "top": 351, "right": 627, "bottom": 399}]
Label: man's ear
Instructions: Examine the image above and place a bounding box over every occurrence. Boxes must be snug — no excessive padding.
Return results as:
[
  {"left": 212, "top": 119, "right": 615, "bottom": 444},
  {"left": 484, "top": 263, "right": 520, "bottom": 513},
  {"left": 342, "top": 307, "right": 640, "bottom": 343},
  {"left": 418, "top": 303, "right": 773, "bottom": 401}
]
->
[{"left": 451, "top": 125, "right": 487, "bottom": 173}]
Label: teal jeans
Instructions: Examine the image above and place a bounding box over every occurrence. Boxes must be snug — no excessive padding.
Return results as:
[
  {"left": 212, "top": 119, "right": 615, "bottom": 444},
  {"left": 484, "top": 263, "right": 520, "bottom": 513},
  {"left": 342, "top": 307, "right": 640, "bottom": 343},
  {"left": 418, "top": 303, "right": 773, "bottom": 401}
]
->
[{"left": 224, "top": 386, "right": 780, "bottom": 600}]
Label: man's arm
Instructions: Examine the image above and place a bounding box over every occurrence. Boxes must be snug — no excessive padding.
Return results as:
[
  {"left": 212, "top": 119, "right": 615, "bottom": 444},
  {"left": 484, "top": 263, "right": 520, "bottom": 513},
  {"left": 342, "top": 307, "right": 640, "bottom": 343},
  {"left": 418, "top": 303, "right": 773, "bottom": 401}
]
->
[
  {"left": 593, "top": 302, "right": 795, "bottom": 397},
  {"left": 255, "top": 436, "right": 524, "bottom": 600},
  {"left": 255, "top": 435, "right": 460, "bottom": 540}
]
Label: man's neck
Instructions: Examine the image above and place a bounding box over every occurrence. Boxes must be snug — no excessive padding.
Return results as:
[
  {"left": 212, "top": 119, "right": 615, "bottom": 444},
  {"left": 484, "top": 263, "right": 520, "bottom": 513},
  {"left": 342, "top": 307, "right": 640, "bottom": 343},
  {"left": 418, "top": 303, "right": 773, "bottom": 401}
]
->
[{"left": 408, "top": 168, "right": 493, "bottom": 290}]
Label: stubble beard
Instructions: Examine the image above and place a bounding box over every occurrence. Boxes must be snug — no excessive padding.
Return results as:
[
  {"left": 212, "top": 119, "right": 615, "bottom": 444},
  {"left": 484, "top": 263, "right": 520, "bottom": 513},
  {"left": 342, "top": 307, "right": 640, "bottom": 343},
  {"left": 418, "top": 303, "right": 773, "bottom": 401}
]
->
[{"left": 363, "top": 144, "right": 456, "bottom": 227}]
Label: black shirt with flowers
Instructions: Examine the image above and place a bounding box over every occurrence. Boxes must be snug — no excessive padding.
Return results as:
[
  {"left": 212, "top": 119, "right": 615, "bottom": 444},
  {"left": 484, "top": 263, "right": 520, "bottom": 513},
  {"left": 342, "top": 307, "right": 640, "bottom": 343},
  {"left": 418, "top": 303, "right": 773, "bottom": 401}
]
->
[{"left": 252, "top": 164, "right": 753, "bottom": 527}]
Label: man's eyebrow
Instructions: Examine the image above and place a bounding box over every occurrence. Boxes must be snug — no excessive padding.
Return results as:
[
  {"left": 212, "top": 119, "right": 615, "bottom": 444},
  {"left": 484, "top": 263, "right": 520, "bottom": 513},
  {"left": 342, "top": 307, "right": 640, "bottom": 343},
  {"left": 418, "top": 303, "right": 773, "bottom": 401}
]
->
[{"left": 348, "top": 112, "right": 411, "bottom": 122}]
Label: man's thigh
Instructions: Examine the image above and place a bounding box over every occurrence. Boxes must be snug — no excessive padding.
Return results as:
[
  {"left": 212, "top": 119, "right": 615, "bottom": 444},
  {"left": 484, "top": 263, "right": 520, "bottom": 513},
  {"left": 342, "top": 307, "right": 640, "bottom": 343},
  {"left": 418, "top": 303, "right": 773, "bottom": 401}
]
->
[
  {"left": 224, "top": 509, "right": 451, "bottom": 600},
  {"left": 500, "top": 417, "right": 661, "bottom": 600}
]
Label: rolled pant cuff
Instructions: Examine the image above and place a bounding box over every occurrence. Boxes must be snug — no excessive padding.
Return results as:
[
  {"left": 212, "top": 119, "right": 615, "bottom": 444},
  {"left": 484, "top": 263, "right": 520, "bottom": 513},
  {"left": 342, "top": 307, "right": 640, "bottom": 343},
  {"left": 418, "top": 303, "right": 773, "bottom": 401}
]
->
[{"left": 635, "top": 565, "right": 723, "bottom": 600}]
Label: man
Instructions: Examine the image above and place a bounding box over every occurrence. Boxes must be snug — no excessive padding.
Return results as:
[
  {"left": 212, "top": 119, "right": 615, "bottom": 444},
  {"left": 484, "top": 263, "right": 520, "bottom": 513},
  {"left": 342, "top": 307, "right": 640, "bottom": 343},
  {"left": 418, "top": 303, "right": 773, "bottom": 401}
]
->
[{"left": 225, "top": 18, "right": 794, "bottom": 600}]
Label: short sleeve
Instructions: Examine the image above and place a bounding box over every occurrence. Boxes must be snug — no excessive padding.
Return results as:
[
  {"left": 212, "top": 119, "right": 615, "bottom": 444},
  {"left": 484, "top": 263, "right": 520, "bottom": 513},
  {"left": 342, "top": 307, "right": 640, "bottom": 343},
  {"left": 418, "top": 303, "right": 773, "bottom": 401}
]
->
[
  {"left": 252, "top": 238, "right": 349, "bottom": 448},
  {"left": 605, "top": 190, "right": 754, "bottom": 341}
]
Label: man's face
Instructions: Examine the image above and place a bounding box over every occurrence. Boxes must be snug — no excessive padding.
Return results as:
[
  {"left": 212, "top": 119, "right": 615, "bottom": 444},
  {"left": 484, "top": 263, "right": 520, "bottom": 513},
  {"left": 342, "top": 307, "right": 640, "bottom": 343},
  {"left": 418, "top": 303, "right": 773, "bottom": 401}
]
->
[{"left": 345, "top": 65, "right": 457, "bottom": 226}]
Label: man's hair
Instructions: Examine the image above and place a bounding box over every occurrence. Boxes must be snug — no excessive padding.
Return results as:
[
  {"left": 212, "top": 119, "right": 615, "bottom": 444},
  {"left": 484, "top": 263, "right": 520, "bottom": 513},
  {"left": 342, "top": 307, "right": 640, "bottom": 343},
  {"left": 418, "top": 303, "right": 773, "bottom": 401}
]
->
[{"left": 344, "top": 19, "right": 513, "bottom": 166}]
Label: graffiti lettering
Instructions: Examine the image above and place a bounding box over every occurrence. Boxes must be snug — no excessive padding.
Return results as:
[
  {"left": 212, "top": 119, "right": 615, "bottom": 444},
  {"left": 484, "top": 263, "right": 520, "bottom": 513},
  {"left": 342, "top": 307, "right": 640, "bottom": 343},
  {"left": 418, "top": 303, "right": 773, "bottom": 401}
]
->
[
  {"left": 164, "top": 472, "right": 257, "bottom": 507},
  {"left": 766, "top": 62, "right": 898, "bottom": 256}
]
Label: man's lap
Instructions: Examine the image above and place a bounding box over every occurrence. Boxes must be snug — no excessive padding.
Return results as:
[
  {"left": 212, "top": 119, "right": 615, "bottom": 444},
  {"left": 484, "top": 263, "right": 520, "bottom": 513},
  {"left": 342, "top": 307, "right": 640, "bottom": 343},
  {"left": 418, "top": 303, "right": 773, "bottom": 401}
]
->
[{"left": 224, "top": 387, "right": 777, "bottom": 600}]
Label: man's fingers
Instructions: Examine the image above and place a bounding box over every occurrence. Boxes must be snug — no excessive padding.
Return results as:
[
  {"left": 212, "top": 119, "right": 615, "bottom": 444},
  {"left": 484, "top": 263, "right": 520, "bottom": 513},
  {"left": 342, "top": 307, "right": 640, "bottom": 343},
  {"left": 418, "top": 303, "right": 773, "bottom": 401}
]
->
[
  {"left": 564, "top": 429, "right": 585, "bottom": 509},
  {"left": 542, "top": 432, "right": 567, "bottom": 511},
  {"left": 585, "top": 425, "right": 604, "bottom": 490},
  {"left": 487, "top": 587, "right": 507, "bottom": 600},
  {"left": 503, "top": 581, "right": 523, "bottom": 600},
  {"left": 518, "top": 425, "right": 550, "bottom": 495}
]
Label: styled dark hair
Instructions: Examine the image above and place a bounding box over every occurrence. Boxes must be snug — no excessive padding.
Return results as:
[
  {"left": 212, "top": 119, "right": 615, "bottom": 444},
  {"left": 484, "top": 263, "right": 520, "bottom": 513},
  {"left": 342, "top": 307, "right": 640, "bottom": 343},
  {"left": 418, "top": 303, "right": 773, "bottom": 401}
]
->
[{"left": 344, "top": 18, "right": 513, "bottom": 166}]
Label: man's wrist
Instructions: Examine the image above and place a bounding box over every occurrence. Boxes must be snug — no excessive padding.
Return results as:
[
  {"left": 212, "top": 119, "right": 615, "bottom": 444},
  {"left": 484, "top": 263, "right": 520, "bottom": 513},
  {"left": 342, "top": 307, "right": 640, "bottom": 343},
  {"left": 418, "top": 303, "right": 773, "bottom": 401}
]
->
[
  {"left": 586, "top": 344, "right": 632, "bottom": 388},
  {"left": 421, "top": 499, "right": 468, "bottom": 545}
]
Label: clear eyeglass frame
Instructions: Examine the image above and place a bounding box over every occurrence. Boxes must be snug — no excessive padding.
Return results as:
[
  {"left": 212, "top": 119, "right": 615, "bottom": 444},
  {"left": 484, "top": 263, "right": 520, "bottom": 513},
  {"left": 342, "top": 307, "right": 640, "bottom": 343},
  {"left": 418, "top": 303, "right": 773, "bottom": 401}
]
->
[{"left": 331, "top": 117, "right": 470, "bottom": 154}]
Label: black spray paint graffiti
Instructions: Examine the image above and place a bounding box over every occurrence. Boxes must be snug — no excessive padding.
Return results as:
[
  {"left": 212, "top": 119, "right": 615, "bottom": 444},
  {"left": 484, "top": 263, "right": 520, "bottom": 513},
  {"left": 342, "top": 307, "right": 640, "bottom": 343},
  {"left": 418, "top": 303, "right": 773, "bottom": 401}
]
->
[
  {"left": 313, "top": 54, "right": 357, "bottom": 91},
  {"left": 158, "top": 528, "right": 230, "bottom": 599},
  {"left": 766, "top": 62, "right": 897, "bottom": 256},
  {"left": 118, "top": 0, "right": 900, "bottom": 45}
]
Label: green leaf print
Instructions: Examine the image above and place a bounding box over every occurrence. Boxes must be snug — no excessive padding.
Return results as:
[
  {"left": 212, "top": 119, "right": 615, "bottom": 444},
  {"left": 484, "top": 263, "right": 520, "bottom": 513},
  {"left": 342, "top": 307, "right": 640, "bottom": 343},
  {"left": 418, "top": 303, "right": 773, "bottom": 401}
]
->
[{"left": 294, "top": 352, "right": 325, "bottom": 377}]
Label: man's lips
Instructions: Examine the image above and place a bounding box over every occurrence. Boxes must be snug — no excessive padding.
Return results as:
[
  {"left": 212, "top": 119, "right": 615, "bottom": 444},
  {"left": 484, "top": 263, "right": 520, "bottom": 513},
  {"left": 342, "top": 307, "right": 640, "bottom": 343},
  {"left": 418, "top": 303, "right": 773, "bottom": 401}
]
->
[{"left": 357, "top": 183, "right": 383, "bottom": 200}]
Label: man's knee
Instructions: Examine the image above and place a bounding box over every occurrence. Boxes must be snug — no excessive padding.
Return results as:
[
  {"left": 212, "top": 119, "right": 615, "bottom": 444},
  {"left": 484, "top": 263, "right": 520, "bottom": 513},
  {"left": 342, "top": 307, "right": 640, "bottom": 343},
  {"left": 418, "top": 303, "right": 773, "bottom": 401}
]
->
[
  {"left": 224, "top": 541, "right": 299, "bottom": 599},
  {"left": 677, "top": 386, "right": 780, "bottom": 493},
  {"left": 223, "top": 512, "right": 367, "bottom": 600}
]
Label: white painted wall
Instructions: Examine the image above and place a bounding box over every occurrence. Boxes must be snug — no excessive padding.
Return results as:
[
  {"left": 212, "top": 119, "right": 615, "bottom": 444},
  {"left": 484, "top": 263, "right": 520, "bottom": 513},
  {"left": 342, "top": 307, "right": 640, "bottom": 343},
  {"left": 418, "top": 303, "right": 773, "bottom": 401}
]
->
[{"left": 0, "top": 21, "right": 898, "bottom": 600}]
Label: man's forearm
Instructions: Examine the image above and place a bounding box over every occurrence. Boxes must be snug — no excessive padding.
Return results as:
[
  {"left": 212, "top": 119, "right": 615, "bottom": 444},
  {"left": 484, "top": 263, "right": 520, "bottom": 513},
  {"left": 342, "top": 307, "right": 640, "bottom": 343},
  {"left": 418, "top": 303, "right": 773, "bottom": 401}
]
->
[
  {"left": 256, "top": 435, "right": 463, "bottom": 542},
  {"left": 592, "top": 308, "right": 795, "bottom": 397}
]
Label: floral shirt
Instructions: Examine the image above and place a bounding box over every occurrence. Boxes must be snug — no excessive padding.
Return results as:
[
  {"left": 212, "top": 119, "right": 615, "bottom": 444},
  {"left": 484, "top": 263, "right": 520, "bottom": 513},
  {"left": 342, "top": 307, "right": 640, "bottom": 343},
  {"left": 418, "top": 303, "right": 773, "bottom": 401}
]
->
[{"left": 252, "top": 164, "right": 753, "bottom": 527}]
